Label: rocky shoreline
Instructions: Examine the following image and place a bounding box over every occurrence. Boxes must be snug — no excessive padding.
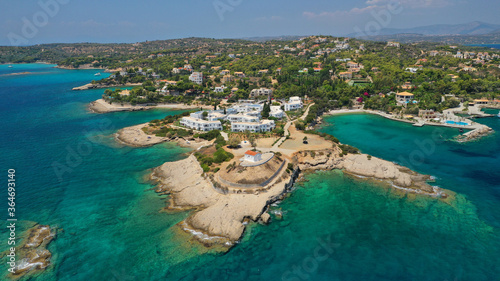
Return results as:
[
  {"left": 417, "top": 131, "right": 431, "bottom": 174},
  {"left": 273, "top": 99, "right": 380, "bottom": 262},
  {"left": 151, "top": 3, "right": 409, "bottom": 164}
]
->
[
  {"left": 73, "top": 82, "right": 142, "bottom": 91},
  {"left": 455, "top": 125, "right": 494, "bottom": 142},
  {"left": 149, "top": 146, "right": 448, "bottom": 250},
  {"left": 88, "top": 98, "right": 208, "bottom": 113},
  {"left": 150, "top": 155, "right": 290, "bottom": 249},
  {"left": 56, "top": 65, "right": 105, "bottom": 70},
  {"left": 294, "top": 150, "right": 445, "bottom": 197},
  {"left": 115, "top": 123, "right": 213, "bottom": 149},
  {"left": 3, "top": 224, "right": 57, "bottom": 280}
]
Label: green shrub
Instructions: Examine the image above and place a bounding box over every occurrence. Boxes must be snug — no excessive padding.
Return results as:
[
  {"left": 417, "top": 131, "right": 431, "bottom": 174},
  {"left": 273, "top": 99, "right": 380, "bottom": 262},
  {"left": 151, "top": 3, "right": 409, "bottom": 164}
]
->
[
  {"left": 339, "top": 144, "right": 359, "bottom": 155},
  {"left": 201, "top": 164, "right": 210, "bottom": 173},
  {"left": 213, "top": 148, "right": 234, "bottom": 163}
]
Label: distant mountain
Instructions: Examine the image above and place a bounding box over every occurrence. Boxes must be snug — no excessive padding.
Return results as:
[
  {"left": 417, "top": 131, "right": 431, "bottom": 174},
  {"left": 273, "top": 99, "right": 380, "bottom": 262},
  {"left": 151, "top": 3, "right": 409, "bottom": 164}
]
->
[{"left": 349, "top": 21, "right": 500, "bottom": 37}]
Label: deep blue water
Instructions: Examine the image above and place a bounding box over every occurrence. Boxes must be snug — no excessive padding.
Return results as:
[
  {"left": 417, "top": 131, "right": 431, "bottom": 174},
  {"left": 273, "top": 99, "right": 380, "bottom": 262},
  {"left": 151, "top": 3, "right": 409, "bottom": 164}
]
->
[{"left": 1, "top": 64, "right": 500, "bottom": 281}]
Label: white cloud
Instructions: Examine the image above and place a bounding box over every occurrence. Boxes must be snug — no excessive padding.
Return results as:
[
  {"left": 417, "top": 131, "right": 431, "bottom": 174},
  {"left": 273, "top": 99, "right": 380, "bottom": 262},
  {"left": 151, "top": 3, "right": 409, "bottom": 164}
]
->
[
  {"left": 303, "top": 5, "right": 381, "bottom": 19},
  {"left": 368, "top": 0, "right": 452, "bottom": 8},
  {"left": 304, "top": 0, "right": 453, "bottom": 20}
]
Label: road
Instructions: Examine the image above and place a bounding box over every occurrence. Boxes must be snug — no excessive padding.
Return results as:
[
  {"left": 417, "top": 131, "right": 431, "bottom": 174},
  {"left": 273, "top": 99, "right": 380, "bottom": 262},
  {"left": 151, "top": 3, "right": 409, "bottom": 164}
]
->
[{"left": 272, "top": 103, "right": 314, "bottom": 149}]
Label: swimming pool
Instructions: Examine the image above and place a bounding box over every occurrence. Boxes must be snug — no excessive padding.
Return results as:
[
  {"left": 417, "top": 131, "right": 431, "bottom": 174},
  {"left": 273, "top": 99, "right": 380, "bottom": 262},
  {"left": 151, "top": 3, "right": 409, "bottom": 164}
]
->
[{"left": 446, "top": 120, "right": 470, "bottom": 126}]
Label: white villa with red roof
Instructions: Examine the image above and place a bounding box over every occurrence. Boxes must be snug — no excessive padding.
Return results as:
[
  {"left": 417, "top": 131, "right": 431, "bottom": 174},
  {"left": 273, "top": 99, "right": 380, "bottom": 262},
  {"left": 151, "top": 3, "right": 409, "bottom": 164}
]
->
[{"left": 244, "top": 151, "right": 262, "bottom": 162}]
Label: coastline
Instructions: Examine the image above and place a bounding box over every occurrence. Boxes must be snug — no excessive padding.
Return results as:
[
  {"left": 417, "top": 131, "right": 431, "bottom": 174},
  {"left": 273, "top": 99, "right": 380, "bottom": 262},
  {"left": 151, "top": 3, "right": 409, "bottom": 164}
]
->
[
  {"left": 294, "top": 150, "right": 446, "bottom": 198},
  {"left": 147, "top": 141, "right": 449, "bottom": 250},
  {"left": 89, "top": 98, "right": 211, "bottom": 113},
  {"left": 150, "top": 155, "right": 290, "bottom": 248},
  {"left": 3, "top": 223, "right": 57, "bottom": 280},
  {"left": 56, "top": 65, "right": 105, "bottom": 70},
  {"left": 73, "top": 83, "right": 142, "bottom": 91},
  {"left": 115, "top": 123, "right": 213, "bottom": 149},
  {"left": 323, "top": 108, "right": 494, "bottom": 142}
]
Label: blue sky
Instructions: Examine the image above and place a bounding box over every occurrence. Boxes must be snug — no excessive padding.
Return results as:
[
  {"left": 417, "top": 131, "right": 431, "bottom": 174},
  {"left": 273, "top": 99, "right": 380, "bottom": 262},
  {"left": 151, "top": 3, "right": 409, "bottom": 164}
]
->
[{"left": 1, "top": 0, "right": 499, "bottom": 45}]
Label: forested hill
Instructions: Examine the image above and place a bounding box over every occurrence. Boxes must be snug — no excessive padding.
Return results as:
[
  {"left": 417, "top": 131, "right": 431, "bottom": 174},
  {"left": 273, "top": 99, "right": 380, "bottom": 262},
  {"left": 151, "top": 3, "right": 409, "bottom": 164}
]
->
[{"left": 0, "top": 37, "right": 255, "bottom": 65}]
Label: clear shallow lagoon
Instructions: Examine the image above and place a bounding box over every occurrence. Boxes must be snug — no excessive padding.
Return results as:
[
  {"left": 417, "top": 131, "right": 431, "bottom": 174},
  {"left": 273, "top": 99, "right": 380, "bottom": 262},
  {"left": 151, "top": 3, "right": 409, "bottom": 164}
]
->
[{"left": 1, "top": 64, "right": 500, "bottom": 280}]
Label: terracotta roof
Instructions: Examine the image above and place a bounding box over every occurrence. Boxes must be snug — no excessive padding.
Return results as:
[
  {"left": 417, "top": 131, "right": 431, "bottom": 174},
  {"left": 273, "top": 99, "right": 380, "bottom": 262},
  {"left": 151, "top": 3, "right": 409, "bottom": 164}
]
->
[
  {"left": 245, "top": 150, "right": 259, "bottom": 156},
  {"left": 397, "top": 92, "right": 414, "bottom": 96}
]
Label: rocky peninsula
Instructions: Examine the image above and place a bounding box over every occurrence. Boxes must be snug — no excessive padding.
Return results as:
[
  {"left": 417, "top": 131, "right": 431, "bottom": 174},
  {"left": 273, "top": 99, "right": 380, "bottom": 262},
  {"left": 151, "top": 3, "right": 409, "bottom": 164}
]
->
[
  {"left": 294, "top": 150, "right": 443, "bottom": 197},
  {"left": 114, "top": 110, "right": 450, "bottom": 250},
  {"left": 89, "top": 98, "right": 210, "bottom": 113},
  {"left": 147, "top": 143, "right": 447, "bottom": 250},
  {"left": 73, "top": 83, "right": 142, "bottom": 91},
  {"left": 115, "top": 123, "right": 213, "bottom": 149},
  {"left": 150, "top": 155, "right": 289, "bottom": 248}
]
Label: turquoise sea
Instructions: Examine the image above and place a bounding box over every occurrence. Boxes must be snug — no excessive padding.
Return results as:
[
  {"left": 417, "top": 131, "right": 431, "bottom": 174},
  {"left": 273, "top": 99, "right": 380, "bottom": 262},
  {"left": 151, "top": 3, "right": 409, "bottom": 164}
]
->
[{"left": 1, "top": 64, "right": 500, "bottom": 280}]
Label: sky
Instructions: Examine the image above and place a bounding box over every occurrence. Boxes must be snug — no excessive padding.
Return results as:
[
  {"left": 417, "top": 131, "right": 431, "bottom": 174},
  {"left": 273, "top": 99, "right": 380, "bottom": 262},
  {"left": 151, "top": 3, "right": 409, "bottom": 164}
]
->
[{"left": 1, "top": 0, "right": 499, "bottom": 46}]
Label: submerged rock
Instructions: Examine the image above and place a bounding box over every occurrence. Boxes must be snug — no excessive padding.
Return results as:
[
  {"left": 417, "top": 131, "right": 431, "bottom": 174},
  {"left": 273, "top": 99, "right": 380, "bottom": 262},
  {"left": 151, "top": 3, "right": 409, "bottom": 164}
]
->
[{"left": 3, "top": 224, "right": 57, "bottom": 280}]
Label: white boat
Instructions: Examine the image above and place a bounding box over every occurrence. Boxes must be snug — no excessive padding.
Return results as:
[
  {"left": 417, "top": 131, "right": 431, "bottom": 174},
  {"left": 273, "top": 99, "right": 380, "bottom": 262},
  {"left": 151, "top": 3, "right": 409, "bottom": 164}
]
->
[
  {"left": 497, "top": 113, "right": 500, "bottom": 118},
  {"left": 94, "top": 72, "right": 101, "bottom": 76},
  {"left": 8, "top": 65, "right": 13, "bottom": 68}
]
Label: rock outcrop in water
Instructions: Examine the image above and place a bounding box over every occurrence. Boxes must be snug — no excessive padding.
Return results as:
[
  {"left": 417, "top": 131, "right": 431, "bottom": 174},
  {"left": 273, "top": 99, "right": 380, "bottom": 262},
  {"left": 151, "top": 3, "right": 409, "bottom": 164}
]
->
[
  {"left": 456, "top": 125, "right": 493, "bottom": 142},
  {"left": 150, "top": 155, "right": 290, "bottom": 249},
  {"left": 294, "top": 150, "right": 443, "bottom": 196},
  {"left": 3, "top": 224, "right": 56, "bottom": 280},
  {"left": 150, "top": 147, "right": 446, "bottom": 250}
]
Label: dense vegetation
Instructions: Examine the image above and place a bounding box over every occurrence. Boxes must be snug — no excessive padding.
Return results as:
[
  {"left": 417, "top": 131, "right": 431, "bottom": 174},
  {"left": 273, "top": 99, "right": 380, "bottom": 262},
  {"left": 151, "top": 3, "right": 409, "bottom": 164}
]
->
[{"left": 4, "top": 36, "right": 499, "bottom": 128}]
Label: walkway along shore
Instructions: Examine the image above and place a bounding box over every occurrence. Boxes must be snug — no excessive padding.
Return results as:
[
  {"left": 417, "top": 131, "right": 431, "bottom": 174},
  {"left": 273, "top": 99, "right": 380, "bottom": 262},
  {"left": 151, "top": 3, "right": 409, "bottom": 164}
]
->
[{"left": 324, "top": 108, "right": 494, "bottom": 142}]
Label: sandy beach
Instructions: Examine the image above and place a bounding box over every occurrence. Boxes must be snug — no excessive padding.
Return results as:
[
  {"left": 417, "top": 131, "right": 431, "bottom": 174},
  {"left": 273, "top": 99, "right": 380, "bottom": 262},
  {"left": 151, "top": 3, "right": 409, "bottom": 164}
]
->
[{"left": 89, "top": 98, "right": 210, "bottom": 113}]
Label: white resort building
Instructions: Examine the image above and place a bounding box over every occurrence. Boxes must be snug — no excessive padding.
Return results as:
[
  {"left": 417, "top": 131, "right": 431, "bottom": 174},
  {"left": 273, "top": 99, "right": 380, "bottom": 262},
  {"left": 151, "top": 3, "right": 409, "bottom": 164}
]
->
[
  {"left": 189, "top": 72, "right": 203, "bottom": 84},
  {"left": 180, "top": 117, "right": 222, "bottom": 131},
  {"left": 227, "top": 114, "right": 260, "bottom": 123},
  {"left": 284, "top": 96, "right": 303, "bottom": 111},
  {"left": 231, "top": 120, "right": 275, "bottom": 133},
  {"left": 270, "top": 106, "right": 284, "bottom": 119},
  {"left": 244, "top": 150, "right": 262, "bottom": 162},
  {"left": 232, "top": 103, "right": 264, "bottom": 114},
  {"left": 189, "top": 111, "right": 205, "bottom": 119},
  {"left": 207, "top": 112, "right": 226, "bottom": 121}
]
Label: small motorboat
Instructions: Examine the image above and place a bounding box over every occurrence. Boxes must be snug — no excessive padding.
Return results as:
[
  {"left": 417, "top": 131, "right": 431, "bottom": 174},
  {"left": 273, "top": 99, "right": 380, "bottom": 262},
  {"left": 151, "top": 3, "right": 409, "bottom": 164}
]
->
[
  {"left": 8, "top": 65, "right": 13, "bottom": 68},
  {"left": 459, "top": 128, "right": 464, "bottom": 133},
  {"left": 94, "top": 72, "right": 101, "bottom": 76},
  {"left": 497, "top": 113, "right": 500, "bottom": 118}
]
